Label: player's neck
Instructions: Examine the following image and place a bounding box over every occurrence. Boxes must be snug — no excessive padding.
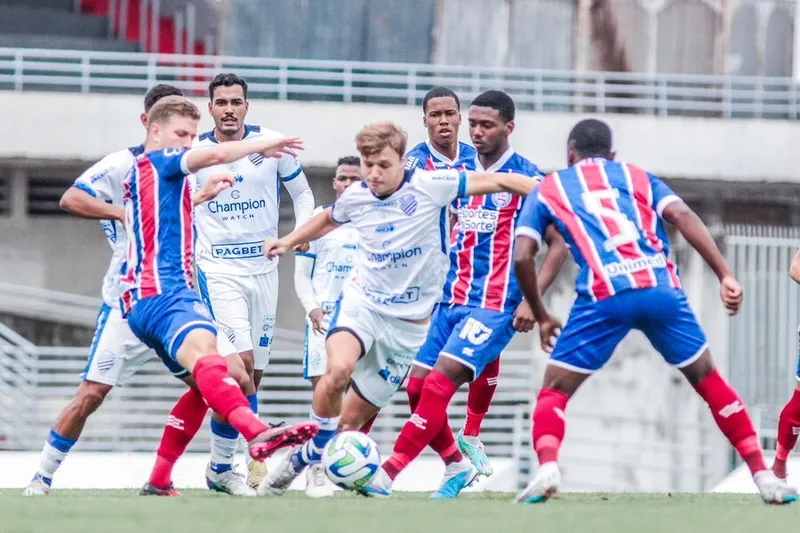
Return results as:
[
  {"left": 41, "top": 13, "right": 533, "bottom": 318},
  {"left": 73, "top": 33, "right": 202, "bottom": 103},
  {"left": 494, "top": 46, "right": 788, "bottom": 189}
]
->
[
  {"left": 430, "top": 138, "right": 458, "bottom": 162},
  {"left": 214, "top": 127, "right": 246, "bottom": 143},
  {"left": 479, "top": 142, "right": 510, "bottom": 170}
]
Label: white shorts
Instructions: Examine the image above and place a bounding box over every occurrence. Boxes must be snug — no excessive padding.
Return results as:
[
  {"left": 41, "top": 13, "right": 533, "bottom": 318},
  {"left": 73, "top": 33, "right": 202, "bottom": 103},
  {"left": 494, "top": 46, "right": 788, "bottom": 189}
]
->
[
  {"left": 197, "top": 268, "right": 278, "bottom": 371},
  {"left": 304, "top": 312, "right": 333, "bottom": 379},
  {"left": 328, "top": 297, "right": 429, "bottom": 408},
  {"left": 82, "top": 304, "right": 190, "bottom": 386}
]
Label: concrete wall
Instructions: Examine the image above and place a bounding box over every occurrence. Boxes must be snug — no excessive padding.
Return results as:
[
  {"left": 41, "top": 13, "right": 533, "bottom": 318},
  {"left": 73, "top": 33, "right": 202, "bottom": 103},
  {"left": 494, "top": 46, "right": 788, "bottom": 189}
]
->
[{"left": 2, "top": 91, "right": 800, "bottom": 181}]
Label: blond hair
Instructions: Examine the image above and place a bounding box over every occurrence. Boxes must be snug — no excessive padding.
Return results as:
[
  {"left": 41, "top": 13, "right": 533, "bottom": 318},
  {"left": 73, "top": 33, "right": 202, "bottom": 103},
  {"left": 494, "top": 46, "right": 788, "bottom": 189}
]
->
[
  {"left": 147, "top": 95, "right": 201, "bottom": 125},
  {"left": 355, "top": 121, "right": 407, "bottom": 158}
]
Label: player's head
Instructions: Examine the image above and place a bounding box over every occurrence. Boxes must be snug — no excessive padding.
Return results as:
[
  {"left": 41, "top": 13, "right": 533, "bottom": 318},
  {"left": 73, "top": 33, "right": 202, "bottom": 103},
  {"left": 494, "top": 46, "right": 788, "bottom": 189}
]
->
[
  {"left": 145, "top": 96, "right": 201, "bottom": 150},
  {"left": 334, "top": 155, "right": 361, "bottom": 196},
  {"left": 422, "top": 87, "right": 461, "bottom": 148},
  {"left": 141, "top": 84, "right": 183, "bottom": 128},
  {"left": 567, "top": 118, "right": 615, "bottom": 166},
  {"left": 208, "top": 73, "right": 249, "bottom": 138},
  {"left": 355, "top": 122, "right": 408, "bottom": 198},
  {"left": 468, "top": 90, "right": 515, "bottom": 157}
]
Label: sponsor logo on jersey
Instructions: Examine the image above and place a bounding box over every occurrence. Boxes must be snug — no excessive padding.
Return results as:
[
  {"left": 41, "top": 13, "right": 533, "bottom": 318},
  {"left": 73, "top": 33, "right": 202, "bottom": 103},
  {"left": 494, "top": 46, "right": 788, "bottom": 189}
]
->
[
  {"left": 207, "top": 197, "right": 266, "bottom": 220},
  {"left": 211, "top": 241, "right": 264, "bottom": 259},
  {"left": 457, "top": 206, "right": 499, "bottom": 233},
  {"left": 362, "top": 286, "right": 420, "bottom": 305},
  {"left": 343, "top": 243, "right": 357, "bottom": 250},
  {"left": 326, "top": 262, "right": 353, "bottom": 274},
  {"left": 375, "top": 224, "right": 395, "bottom": 233},
  {"left": 90, "top": 167, "right": 112, "bottom": 183},
  {"left": 234, "top": 175, "right": 244, "bottom": 183},
  {"left": 604, "top": 254, "right": 666, "bottom": 277},
  {"left": 366, "top": 246, "right": 422, "bottom": 264},
  {"left": 404, "top": 156, "right": 418, "bottom": 170}
]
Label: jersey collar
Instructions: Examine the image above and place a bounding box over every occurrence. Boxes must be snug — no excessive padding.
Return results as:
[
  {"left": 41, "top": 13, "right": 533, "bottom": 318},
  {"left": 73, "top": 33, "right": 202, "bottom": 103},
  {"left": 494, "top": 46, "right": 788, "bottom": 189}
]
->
[
  {"left": 425, "top": 139, "right": 460, "bottom": 166},
  {"left": 575, "top": 157, "right": 608, "bottom": 166},
  {"left": 475, "top": 145, "right": 515, "bottom": 173},
  {"left": 203, "top": 124, "right": 256, "bottom": 144}
]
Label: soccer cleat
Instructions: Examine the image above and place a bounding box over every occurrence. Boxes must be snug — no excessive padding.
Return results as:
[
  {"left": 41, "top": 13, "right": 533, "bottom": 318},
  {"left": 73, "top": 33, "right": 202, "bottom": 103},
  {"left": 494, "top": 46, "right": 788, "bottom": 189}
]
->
[
  {"left": 357, "top": 467, "right": 392, "bottom": 499},
  {"left": 22, "top": 474, "right": 51, "bottom": 496},
  {"left": 248, "top": 421, "right": 320, "bottom": 461},
  {"left": 457, "top": 429, "right": 493, "bottom": 477},
  {"left": 246, "top": 459, "right": 268, "bottom": 489},
  {"left": 516, "top": 461, "right": 561, "bottom": 504},
  {"left": 754, "top": 470, "right": 798, "bottom": 504},
  {"left": 305, "top": 462, "right": 334, "bottom": 498},
  {"left": 257, "top": 446, "right": 304, "bottom": 496},
  {"left": 139, "top": 482, "right": 183, "bottom": 497},
  {"left": 205, "top": 463, "right": 256, "bottom": 496},
  {"left": 430, "top": 459, "right": 479, "bottom": 499}
]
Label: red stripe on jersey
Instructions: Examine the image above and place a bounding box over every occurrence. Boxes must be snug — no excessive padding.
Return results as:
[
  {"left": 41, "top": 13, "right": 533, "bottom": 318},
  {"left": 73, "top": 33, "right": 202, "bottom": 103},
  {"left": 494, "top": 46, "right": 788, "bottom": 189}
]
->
[
  {"left": 580, "top": 164, "right": 653, "bottom": 290},
  {"left": 451, "top": 195, "right": 483, "bottom": 304},
  {"left": 136, "top": 158, "right": 160, "bottom": 298},
  {"left": 483, "top": 195, "right": 520, "bottom": 311},
  {"left": 542, "top": 175, "right": 613, "bottom": 300},
  {"left": 180, "top": 179, "right": 194, "bottom": 289},
  {"left": 626, "top": 164, "right": 681, "bottom": 289},
  {"left": 425, "top": 156, "right": 436, "bottom": 171}
]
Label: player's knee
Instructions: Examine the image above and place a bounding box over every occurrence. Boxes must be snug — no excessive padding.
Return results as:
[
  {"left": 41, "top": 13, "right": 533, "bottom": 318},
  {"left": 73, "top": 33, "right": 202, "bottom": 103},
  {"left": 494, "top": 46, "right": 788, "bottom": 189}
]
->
[
  {"left": 74, "top": 382, "right": 111, "bottom": 416},
  {"left": 324, "top": 362, "right": 354, "bottom": 394}
]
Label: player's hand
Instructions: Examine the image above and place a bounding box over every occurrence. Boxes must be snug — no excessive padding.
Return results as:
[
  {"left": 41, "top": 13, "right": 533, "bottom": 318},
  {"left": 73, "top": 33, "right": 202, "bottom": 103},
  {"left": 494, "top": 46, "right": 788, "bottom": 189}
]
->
[
  {"left": 537, "top": 314, "right": 562, "bottom": 354},
  {"left": 195, "top": 174, "right": 235, "bottom": 203},
  {"left": 263, "top": 237, "right": 290, "bottom": 259},
  {"left": 513, "top": 300, "right": 536, "bottom": 333},
  {"left": 309, "top": 308, "right": 329, "bottom": 334},
  {"left": 720, "top": 275, "right": 743, "bottom": 316},
  {"left": 261, "top": 136, "right": 304, "bottom": 159},
  {"left": 293, "top": 242, "right": 311, "bottom": 253}
]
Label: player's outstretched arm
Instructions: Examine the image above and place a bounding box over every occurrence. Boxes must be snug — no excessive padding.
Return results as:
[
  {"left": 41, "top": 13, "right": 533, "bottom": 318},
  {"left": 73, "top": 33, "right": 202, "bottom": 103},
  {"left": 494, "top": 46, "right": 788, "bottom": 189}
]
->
[
  {"left": 790, "top": 250, "right": 800, "bottom": 284},
  {"left": 465, "top": 172, "right": 537, "bottom": 197},
  {"left": 264, "top": 207, "right": 339, "bottom": 259},
  {"left": 513, "top": 235, "right": 562, "bottom": 353},
  {"left": 59, "top": 186, "right": 124, "bottom": 222},
  {"left": 536, "top": 226, "right": 568, "bottom": 295},
  {"left": 662, "top": 200, "right": 743, "bottom": 315},
  {"left": 184, "top": 136, "right": 304, "bottom": 174}
]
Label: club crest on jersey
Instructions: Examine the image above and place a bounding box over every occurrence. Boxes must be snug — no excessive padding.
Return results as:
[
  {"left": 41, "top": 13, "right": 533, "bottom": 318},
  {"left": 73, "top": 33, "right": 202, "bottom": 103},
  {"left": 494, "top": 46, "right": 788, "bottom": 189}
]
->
[
  {"left": 492, "top": 192, "right": 512, "bottom": 208},
  {"left": 399, "top": 195, "right": 418, "bottom": 216},
  {"left": 248, "top": 154, "right": 264, "bottom": 167}
]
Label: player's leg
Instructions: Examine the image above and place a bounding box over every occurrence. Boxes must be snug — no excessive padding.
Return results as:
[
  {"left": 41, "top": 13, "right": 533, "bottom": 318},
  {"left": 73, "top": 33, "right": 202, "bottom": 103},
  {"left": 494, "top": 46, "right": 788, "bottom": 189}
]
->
[
  {"left": 258, "top": 297, "right": 372, "bottom": 496},
  {"left": 772, "top": 335, "right": 800, "bottom": 480},
  {"left": 460, "top": 357, "right": 500, "bottom": 472},
  {"left": 643, "top": 288, "right": 797, "bottom": 504},
  {"left": 516, "top": 299, "right": 626, "bottom": 504}
]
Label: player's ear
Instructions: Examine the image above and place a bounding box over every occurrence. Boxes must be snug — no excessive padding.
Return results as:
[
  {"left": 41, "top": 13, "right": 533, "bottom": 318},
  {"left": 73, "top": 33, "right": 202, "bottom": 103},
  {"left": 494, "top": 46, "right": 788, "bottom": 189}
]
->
[
  {"left": 423, "top": 114, "right": 428, "bottom": 127},
  {"left": 140, "top": 113, "right": 148, "bottom": 128},
  {"left": 207, "top": 101, "right": 213, "bottom": 115},
  {"left": 609, "top": 150, "right": 616, "bottom": 161},
  {"left": 506, "top": 119, "right": 515, "bottom": 136},
  {"left": 245, "top": 101, "right": 249, "bottom": 114}
]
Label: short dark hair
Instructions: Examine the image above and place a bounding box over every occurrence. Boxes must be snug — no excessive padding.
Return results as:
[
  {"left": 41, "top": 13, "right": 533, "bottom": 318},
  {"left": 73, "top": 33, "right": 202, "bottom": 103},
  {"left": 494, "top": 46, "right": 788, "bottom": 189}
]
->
[
  {"left": 143, "top": 84, "right": 183, "bottom": 113},
  {"left": 337, "top": 156, "right": 361, "bottom": 167},
  {"left": 470, "top": 90, "right": 515, "bottom": 122},
  {"left": 423, "top": 87, "right": 460, "bottom": 112},
  {"left": 568, "top": 119, "right": 613, "bottom": 158},
  {"left": 208, "top": 73, "right": 248, "bottom": 101}
]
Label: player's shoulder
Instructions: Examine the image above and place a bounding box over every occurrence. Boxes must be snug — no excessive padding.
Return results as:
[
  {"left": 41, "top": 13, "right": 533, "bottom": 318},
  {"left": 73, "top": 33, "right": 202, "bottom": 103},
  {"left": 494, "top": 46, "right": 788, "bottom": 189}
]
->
[
  {"left": 458, "top": 141, "right": 477, "bottom": 158},
  {"left": 101, "top": 147, "right": 139, "bottom": 168},
  {"left": 404, "top": 142, "right": 429, "bottom": 170},
  {"left": 508, "top": 152, "right": 544, "bottom": 178}
]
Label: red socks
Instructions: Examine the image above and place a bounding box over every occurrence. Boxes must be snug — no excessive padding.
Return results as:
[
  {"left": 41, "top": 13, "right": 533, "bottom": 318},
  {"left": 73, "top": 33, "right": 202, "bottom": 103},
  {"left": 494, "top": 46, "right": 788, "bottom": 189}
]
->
[
  {"left": 384, "top": 371, "right": 458, "bottom": 480},
  {"left": 149, "top": 388, "right": 208, "bottom": 488},
  {"left": 532, "top": 388, "right": 568, "bottom": 465},
  {"left": 193, "top": 355, "right": 266, "bottom": 441},
  {"left": 776, "top": 389, "right": 800, "bottom": 461},
  {"left": 406, "top": 375, "right": 463, "bottom": 465},
  {"left": 465, "top": 358, "right": 500, "bottom": 436},
  {"left": 694, "top": 369, "right": 766, "bottom": 475}
]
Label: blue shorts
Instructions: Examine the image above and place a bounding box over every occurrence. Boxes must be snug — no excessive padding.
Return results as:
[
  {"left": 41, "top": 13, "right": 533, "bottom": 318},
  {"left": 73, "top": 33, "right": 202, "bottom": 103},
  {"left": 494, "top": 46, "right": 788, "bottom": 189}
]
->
[
  {"left": 414, "top": 304, "right": 516, "bottom": 380},
  {"left": 126, "top": 288, "right": 217, "bottom": 371},
  {"left": 550, "top": 287, "right": 708, "bottom": 373}
]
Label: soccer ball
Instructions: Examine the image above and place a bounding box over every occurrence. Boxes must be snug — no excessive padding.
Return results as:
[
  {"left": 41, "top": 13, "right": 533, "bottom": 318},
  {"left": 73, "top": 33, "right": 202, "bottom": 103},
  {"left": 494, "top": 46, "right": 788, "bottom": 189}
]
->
[{"left": 322, "top": 431, "right": 381, "bottom": 491}]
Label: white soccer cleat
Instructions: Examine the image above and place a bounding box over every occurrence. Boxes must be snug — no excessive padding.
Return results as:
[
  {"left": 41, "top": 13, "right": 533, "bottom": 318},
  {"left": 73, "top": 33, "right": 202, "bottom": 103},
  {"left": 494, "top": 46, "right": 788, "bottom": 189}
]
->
[
  {"left": 257, "top": 447, "right": 303, "bottom": 496},
  {"left": 246, "top": 459, "right": 268, "bottom": 489},
  {"left": 305, "top": 463, "right": 334, "bottom": 498},
  {"left": 205, "top": 463, "right": 256, "bottom": 497},
  {"left": 23, "top": 474, "right": 50, "bottom": 496},
  {"left": 754, "top": 470, "right": 798, "bottom": 505},
  {"left": 516, "top": 461, "right": 561, "bottom": 504}
]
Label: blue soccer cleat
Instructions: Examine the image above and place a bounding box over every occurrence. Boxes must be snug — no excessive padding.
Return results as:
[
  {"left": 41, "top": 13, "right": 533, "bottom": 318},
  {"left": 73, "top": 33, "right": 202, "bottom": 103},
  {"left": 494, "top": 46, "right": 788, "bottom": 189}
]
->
[{"left": 430, "top": 460, "right": 479, "bottom": 499}]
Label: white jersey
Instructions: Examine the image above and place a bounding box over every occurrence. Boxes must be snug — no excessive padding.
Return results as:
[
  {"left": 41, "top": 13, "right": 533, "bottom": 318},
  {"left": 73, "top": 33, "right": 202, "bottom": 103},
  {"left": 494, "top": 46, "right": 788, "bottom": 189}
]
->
[
  {"left": 331, "top": 168, "right": 468, "bottom": 320},
  {"left": 72, "top": 145, "right": 142, "bottom": 307},
  {"left": 193, "top": 124, "right": 314, "bottom": 276},
  {"left": 300, "top": 205, "right": 359, "bottom": 313}
]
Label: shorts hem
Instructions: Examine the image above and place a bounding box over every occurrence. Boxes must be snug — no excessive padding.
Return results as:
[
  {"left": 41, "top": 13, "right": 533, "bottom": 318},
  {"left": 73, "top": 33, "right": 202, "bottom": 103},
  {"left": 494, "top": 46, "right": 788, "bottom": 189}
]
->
[
  {"left": 673, "top": 343, "right": 709, "bottom": 369},
  {"left": 547, "top": 359, "right": 596, "bottom": 374},
  {"left": 167, "top": 321, "right": 217, "bottom": 359},
  {"left": 412, "top": 360, "right": 433, "bottom": 370},
  {"left": 327, "top": 327, "right": 366, "bottom": 358},
  {"left": 80, "top": 373, "right": 119, "bottom": 387},
  {"left": 349, "top": 377, "right": 386, "bottom": 409},
  {"left": 439, "top": 352, "right": 478, "bottom": 380}
]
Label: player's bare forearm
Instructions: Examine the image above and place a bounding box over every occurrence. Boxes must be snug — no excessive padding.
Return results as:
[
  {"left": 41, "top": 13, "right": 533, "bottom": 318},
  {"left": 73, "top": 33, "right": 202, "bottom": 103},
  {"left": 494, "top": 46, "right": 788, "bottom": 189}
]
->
[
  {"left": 789, "top": 250, "right": 800, "bottom": 284},
  {"left": 59, "top": 187, "right": 124, "bottom": 221},
  {"left": 537, "top": 226, "right": 568, "bottom": 295},
  {"left": 513, "top": 236, "right": 549, "bottom": 321},
  {"left": 662, "top": 201, "right": 731, "bottom": 281},
  {"left": 465, "top": 172, "right": 536, "bottom": 197},
  {"left": 185, "top": 137, "right": 288, "bottom": 173},
  {"left": 283, "top": 208, "right": 339, "bottom": 248}
]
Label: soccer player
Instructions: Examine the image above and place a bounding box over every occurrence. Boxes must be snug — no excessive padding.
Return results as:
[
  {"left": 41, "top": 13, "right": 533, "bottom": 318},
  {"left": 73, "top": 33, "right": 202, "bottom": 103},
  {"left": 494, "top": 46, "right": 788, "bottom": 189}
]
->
[
  {"left": 293, "top": 156, "right": 361, "bottom": 497},
  {"left": 258, "top": 121, "right": 537, "bottom": 497},
  {"left": 119, "top": 96, "right": 318, "bottom": 495},
  {"left": 512, "top": 118, "right": 796, "bottom": 505},
  {"left": 191, "top": 73, "right": 315, "bottom": 493},
  {"left": 22, "top": 85, "right": 232, "bottom": 497},
  {"left": 407, "top": 90, "right": 567, "bottom": 493},
  {"left": 771, "top": 250, "right": 800, "bottom": 480}
]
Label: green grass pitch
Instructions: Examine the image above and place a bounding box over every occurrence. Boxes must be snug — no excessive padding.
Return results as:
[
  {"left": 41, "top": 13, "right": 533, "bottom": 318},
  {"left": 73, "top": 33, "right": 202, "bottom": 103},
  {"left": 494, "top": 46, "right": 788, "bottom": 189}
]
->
[{"left": 0, "top": 491, "right": 797, "bottom": 533}]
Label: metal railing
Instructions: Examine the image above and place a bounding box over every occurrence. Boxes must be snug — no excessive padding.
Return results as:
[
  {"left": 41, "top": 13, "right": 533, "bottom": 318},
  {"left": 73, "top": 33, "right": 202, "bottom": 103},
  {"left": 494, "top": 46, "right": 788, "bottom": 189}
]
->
[
  {"left": 0, "top": 47, "right": 798, "bottom": 120},
  {"left": 0, "top": 282, "right": 100, "bottom": 327}
]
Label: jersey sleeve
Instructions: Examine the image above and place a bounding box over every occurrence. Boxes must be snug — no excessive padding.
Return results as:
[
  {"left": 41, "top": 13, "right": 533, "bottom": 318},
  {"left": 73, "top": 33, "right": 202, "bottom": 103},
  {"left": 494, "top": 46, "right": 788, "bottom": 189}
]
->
[
  {"left": 150, "top": 148, "right": 191, "bottom": 181},
  {"left": 514, "top": 185, "right": 550, "bottom": 246},
  {"left": 404, "top": 152, "right": 425, "bottom": 171},
  {"left": 649, "top": 173, "right": 681, "bottom": 217},
  {"left": 331, "top": 188, "right": 354, "bottom": 224},
  {"left": 277, "top": 155, "right": 304, "bottom": 182},
  {"left": 72, "top": 151, "right": 132, "bottom": 202},
  {"left": 414, "top": 168, "right": 468, "bottom": 207}
]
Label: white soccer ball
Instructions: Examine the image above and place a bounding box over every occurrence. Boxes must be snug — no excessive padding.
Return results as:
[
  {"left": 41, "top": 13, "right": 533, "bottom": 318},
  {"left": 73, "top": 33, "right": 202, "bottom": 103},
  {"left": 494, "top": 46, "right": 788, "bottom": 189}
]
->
[{"left": 322, "top": 431, "right": 381, "bottom": 491}]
